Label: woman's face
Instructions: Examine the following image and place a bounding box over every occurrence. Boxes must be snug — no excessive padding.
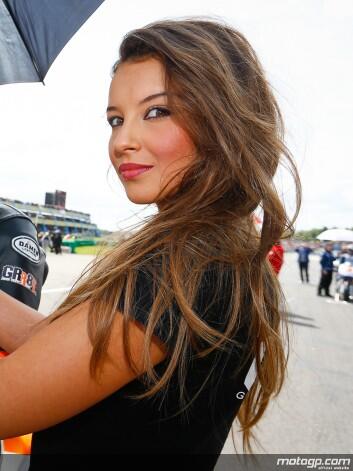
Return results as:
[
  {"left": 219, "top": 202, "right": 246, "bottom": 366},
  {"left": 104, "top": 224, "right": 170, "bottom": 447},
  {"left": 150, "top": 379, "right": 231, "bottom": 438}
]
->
[{"left": 107, "top": 57, "right": 196, "bottom": 206}]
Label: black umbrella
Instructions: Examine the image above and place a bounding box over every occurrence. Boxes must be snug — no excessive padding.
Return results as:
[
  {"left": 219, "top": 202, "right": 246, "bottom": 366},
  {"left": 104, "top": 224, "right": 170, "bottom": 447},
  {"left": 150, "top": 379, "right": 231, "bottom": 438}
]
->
[{"left": 0, "top": 0, "right": 105, "bottom": 85}]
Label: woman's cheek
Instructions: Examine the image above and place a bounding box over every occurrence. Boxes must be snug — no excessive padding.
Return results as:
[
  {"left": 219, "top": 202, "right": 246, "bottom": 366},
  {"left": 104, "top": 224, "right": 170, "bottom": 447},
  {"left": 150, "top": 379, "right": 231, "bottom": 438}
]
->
[{"left": 148, "top": 125, "right": 194, "bottom": 164}]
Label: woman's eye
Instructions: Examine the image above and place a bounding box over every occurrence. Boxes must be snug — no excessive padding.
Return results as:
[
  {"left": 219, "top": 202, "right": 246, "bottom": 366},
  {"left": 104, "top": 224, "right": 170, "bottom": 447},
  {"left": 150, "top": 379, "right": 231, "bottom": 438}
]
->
[
  {"left": 107, "top": 107, "right": 170, "bottom": 127},
  {"left": 145, "top": 107, "right": 170, "bottom": 120},
  {"left": 107, "top": 116, "right": 122, "bottom": 127}
]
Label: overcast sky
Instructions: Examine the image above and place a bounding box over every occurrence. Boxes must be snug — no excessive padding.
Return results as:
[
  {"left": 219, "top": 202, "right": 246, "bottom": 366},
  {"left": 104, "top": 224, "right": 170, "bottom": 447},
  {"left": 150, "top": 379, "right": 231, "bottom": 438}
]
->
[{"left": 1, "top": 0, "right": 352, "bottom": 232}]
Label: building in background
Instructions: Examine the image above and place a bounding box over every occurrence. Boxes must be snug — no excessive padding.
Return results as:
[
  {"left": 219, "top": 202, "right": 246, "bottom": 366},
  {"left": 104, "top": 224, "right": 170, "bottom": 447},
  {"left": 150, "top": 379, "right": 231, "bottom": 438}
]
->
[
  {"left": 45, "top": 190, "right": 66, "bottom": 209},
  {"left": 1, "top": 192, "right": 100, "bottom": 236},
  {"left": 45, "top": 192, "right": 55, "bottom": 206},
  {"left": 54, "top": 190, "right": 66, "bottom": 209}
]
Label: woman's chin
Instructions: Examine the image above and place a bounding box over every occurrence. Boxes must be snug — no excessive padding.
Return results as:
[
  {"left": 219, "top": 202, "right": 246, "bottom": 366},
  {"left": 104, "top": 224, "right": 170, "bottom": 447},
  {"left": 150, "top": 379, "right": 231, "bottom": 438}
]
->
[{"left": 126, "top": 193, "right": 156, "bottom": 205}]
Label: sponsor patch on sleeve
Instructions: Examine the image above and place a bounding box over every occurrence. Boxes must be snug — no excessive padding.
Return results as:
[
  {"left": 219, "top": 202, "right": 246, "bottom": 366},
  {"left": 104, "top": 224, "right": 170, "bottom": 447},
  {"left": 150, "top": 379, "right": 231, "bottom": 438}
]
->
[
  {"left": 11, "top": 236, "right": 40, "bottom": 264},
  {"left": 1, "top": 265, "right": 38, "bottom": 295}
]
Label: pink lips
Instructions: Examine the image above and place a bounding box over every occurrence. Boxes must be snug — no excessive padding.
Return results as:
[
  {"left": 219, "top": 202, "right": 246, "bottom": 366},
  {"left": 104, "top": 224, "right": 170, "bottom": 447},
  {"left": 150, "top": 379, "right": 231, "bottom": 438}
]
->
[{"left": 118, "top": 163, "right": 154, "bottom": 180}]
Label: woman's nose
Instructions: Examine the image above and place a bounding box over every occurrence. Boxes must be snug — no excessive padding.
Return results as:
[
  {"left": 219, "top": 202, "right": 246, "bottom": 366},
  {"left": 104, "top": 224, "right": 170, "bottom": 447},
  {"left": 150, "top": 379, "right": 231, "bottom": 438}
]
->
[{"left": 110, "top": 120, "right": 141, "bottom": 156}]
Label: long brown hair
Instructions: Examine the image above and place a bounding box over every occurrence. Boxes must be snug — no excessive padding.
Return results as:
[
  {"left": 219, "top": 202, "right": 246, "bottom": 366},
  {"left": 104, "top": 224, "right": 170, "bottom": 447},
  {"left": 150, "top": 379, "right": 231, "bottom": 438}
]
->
[{"left": 42, "top": 17, "right": 301, "bottom": 452}]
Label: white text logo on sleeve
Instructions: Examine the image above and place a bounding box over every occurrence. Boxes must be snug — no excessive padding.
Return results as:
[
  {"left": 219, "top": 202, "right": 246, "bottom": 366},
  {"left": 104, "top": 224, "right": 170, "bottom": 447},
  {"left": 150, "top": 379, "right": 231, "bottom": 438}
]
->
[{"left": 11, "top": 236, "right": 40, "bottom": 264}]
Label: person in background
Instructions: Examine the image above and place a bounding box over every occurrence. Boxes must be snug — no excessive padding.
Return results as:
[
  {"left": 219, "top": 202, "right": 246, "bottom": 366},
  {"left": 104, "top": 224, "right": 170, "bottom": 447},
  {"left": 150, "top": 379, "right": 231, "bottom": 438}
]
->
[
  {"left": 295, "top": 243, "right": 312, "bottom": 283},
  {"left": 40, "top": 232, "right": 50, "bottom": 253},
  {"left": 0, "top": 204, "right": 48, "bottom": 313},
  {"left": 268, "top": 241, "right": 284, "bottom": 275},
  {"left": 52, "top": 230, "right": 62, "bottom": 255},
  {"left": 337, "top": 245, "right": 353, "bottom": 302},
  {"left": 318, "top": 243, "right": 336, "bottom": 297},
  {"left": 332, "top": 242, "right": 341, "bottom": 259},
  {"left": 339, "top": 245, "right": 351, "bottom": 264},
  {"left": 49, "top": 231, "right": 55, "bottom": 253},
  {"left": 0, "top": 203, "right": 48, "bottom": 456},
  {"left": 37, "top": 231, "right": 43, "bottom": 248}
]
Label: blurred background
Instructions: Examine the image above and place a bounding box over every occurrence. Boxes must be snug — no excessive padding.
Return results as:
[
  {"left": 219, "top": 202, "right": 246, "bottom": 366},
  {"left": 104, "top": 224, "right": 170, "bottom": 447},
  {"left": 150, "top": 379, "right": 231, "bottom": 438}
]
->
[{"left": 1, "top": 0, "right": 352, "bottom": 237}]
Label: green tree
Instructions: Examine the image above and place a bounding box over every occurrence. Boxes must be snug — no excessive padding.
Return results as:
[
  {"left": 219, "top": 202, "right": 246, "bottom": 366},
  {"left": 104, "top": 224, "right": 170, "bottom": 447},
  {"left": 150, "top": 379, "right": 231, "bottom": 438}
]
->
[{"left": 294, "top": 227, "right": 328, "bottom": 241}]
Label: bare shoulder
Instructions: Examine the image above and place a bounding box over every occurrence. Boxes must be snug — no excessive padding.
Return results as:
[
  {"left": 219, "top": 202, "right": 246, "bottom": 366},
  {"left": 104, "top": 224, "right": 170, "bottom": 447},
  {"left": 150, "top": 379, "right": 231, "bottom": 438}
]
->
[{"left": 0, "top": 301, "right": 167, "bottom": 439}]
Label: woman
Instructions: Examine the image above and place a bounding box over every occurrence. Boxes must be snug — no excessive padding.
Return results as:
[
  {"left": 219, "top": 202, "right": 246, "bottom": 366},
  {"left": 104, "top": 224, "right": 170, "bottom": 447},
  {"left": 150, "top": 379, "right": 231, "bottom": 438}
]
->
[{"left": 0, "top": 18, "right": 301, "bottom": 468}]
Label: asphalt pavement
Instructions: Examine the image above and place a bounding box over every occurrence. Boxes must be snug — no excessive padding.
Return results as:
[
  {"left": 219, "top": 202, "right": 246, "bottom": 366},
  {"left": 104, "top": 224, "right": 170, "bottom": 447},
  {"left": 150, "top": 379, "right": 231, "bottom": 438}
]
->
[
  {"left": 223, "top": 251, "right": 353, "bottom": 455},
  {"left": 39, "top": 250, "right": 353, "bottom": 455}
]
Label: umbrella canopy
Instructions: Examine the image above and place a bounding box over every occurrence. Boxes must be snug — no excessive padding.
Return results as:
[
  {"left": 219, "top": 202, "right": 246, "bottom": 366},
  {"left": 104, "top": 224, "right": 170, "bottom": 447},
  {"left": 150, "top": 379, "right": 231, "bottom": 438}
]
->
[
  {"left": 0, "top": 0, "right": 104, "bottom": 85},
  {"left": 316, "top": 229, "right": 353, "bottom": 242}
]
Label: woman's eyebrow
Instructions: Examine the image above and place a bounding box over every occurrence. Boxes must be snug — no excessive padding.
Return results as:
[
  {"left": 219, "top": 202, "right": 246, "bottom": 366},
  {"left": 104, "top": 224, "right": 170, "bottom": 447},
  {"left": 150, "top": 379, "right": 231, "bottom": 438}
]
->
[
  {"left": 106, "top": 92, "right": 168, "bottom": 113},
  {"left": 138, "top": 91, "right": 168, "bottom": 104}
]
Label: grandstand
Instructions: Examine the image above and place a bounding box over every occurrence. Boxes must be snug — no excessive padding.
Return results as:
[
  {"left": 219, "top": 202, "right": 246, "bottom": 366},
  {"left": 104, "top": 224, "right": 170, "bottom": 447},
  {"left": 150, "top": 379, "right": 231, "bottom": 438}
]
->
[{"left": 0, "top": 194, "right": 99, "bottom": 236}]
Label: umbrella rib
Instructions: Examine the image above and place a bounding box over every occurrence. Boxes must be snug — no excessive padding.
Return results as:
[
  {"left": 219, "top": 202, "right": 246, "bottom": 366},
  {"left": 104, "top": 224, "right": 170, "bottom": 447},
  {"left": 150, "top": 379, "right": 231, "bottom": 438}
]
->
[{"left": 2, "top": 0, "right": 44, "bottom": 84}]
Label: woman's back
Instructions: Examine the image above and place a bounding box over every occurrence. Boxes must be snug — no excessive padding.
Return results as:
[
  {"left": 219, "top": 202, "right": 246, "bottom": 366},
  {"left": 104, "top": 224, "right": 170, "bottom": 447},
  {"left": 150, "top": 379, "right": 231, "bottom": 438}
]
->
[{"left": 30, "top": 264, "right": 254, "bottom": 463}]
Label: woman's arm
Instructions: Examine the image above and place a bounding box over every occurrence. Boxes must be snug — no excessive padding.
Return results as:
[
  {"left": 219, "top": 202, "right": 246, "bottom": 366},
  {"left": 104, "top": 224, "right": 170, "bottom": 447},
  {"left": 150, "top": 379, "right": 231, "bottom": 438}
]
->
[
  {"left": 0, "top": 300, "right": 167, "bottom": 439},
  {"left": 0, "top": 290, "right": 46, "bottom": 353}
]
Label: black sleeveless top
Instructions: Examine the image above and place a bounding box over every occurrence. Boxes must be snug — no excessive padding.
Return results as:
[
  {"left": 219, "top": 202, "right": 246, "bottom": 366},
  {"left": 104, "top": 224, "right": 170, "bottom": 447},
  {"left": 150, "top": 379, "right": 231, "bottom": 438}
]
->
[{"left": 30, "top": 263, "right": 256, "bottom": 470}]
